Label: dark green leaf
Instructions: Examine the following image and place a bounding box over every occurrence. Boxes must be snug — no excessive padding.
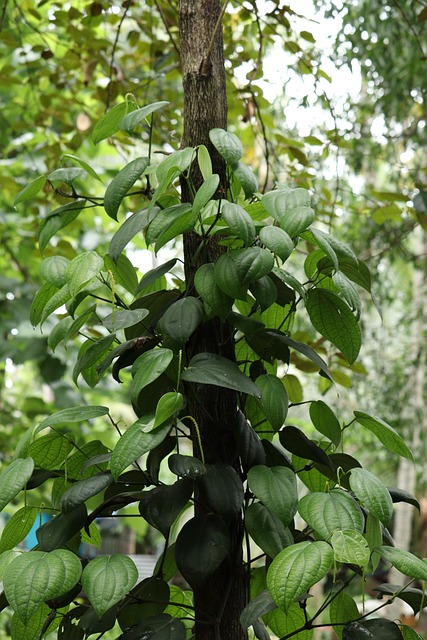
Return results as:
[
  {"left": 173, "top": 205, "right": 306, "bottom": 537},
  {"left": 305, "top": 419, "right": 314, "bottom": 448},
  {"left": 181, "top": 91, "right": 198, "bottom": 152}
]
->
[
  {"left": 233, "top": 410, "right": 266, "bottom": 473},
  {"left": 343, "top": 619, "right": 403, "bottom": 640},
  {"left": 158, "top": 296, "right": 204, "bottom": 345},
  {"left": 209, "top": 128, "right": 243, "bottom": 165},
  {"left": 245, "top": 503, "right": 293, "bottom": 558},
  {"left": 175, "top": 514, "right": 230, "bottom": 587},
  {"left": 221, "top": 202, "right": 256, "bottom": 245},
  {"left": 279, "top": 426, "right": 333, "bottom": 470},
  {"left": 247, "top": 465, "right": 297, "bottom": 526},
  {"left": 60, "top": 472, "right": 114, "bottom": 513},
  {"left": 168, "top": 454, "right": 207, "bottom": 480},
  {"left": 182, "top": 352, "right": 261, "bottom": 397},
  {"left": 109, "top": 208, "right": 154, "bottom": 261},
  {"left": 119, "top": 101, "right": 169, "bottom": 132},
  {"left": 139, "top": 479, "right": 193, "bottom": 535},
  {"left": 137, "top": 259, "right": 177, "bottom": 294},
  {"left": 194, "top": 263, "right": 233, "bottom": 320},
  {"left": 309, "top": 400, "right": 341, "bottom": 446},
  {"left": 259, "top": 226, "right": 294, "bottom": 262},
  {"left": 354, "top": 412, "right": 414, "bottom": 461},
  {"left": 240, "top": 590, "right": 277, "bottom": 630},
  {"left": 233, "top": 161, "right": 258, "bottom": 198},
  {"left": 36, "top": 504, "right": 88, "bottom": 551},
  {"left": 92, "top": 101, "right": 136, "bottom": 144},
  {"left": 198, "top": 464, "right": 244, "bottom": 518}
]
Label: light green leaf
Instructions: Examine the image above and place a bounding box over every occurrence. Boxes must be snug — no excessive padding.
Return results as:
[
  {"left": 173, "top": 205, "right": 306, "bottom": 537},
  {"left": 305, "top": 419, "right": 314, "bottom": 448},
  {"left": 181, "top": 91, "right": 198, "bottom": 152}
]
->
[
  {"left": 193, "top": 174, "right": 220, "bottom": 217},
  {"left": 209, "top": 128, "right": 243, "bottom": 165},
  {"left": 155, "top": 207, "right": 195, "bottom": 253},
  {"left": 130, "top": 348, "right": 174, "bottom": 405},
  {"left": 92, "top": 101, "right": 135, "bottom": 144},
  {"left": 63, "top": 154, "right": 103, "bottom": 182},
  {"left": 65, "top": 251, "right": 104, "bottom": 297},
  {"left": 111, "top": 420, "right": 171, "bottom": 480},
  {"left": 306, "top": 288, "right": 361, "bottom": 364},
  {"left": 267, "top": 541, "right": 333, "bottom": 612},
  {"left": 308, "top": 228, "right": 339, "bottom": 269},
  {"left": 376, "top": 546, "right": 427, "bottom": 581},
  {"left": 36, "top": 405, "right": 109, "bottom": 434},
  {"left": 154, "top": 392, "right": 184, "bottom": 428},
  {"left": 28, "top": 432, "right": 74, "bottom": 470},
  {"left": 0, "top": 458, "right": 34, "bottom": 512},
  {"left": 255, "top": 374, "right": 288, "bottom": 431},
  {"left": 309, "top": 400, "right": 341, "bottom": 446},
  {"left": 119, "top": 100, "right": 169, "bottom": 132},
  {"left": 38, "top": 200, "right": 86, "bottom": 254},
  {"left": 181, "top": 352, "right": 261, "bottom": 398},
  {"left": 158, "top": 297, "right": 204, "bottom": 345},
  {"left": 194, "top": 263, "right": 233, "bottom": 320},
  {"left": 329, "top": 591, "right": 360, "bottom": 639},
  {"left": 14, "top": 175, "right": 46, "bottom": 206},
  {"left": 259, "top": 226, "right": 294, "bottom": 262},
  {"left": 3, "top": 549, "right": 82, "bottom": 623},
  {"left": 48, "top": 167, "right": 87, "bottom": 184},
  {"left": 245, "top": 503, "right": 293, "bottom": 558},
  {"left": 156, "top": 147, "right": 194, "bottom": 183},
  {"left": 298, "top": 490, "right": 364, "bottom": 540},
  {"left": 0, "top": 506, "right": 38, "bottom": 553},
  {"left": 350, "top": 468, "right": 393, "bottom": 525},
  {"left": 264, "top": 603, "right": 313, "bottom": 640},
  {"left": 39, "top": 256, "right": 70, "bottom": 288},
  {"left": 82, "top": 554, "right": 138, "bottom": 618},
  {"left": 198, "top": 144, "right": 213, "bottom": 180},
  {"left": 262, "top": 188, "right": 314, "bottom": 237},
  {"left": 233, "top": 161, "right": 258, "bottom": 198},
  {"left": 247, "top": 466, "right": 297, "bottom": 526},
  {"left": 104, "top": 253, "right": 138, "bottom": 294},
  {"left": 330, "top": 530, "right": 370, "bottom": 566},
  {"left": 354, "top": 412, "right": 414, "bottom": 461},
  {"left": 222, "top": 201, "right": 256, "bottom": 246},
  {"left": 365, "top": 513, "right": 382, "bottom": 571},
  {"left": 104, "top": 157, "right": 149, "bottom": 220}
]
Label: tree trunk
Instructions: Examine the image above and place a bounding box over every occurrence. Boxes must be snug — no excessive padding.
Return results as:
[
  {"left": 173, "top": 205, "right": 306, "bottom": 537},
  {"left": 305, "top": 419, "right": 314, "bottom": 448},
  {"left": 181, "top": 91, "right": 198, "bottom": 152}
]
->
[{"left": 179, "top": 2, "right": 248, "bottom": 639}]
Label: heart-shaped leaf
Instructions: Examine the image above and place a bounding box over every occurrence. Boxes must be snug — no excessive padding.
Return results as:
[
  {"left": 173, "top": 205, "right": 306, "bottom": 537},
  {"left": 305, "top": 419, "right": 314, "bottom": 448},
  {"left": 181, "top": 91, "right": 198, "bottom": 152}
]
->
[
  {"left": 182, "top": 352, "right": 261, "bottom": 398},
  {"left": 330, "top": 529, "right": 370, "bottom": 566},
  {"left": 209, "top": 128, "right": 243, "bottom": 165},
  {"left": 247, "top": 466, "right": 297, "bottom": 526},
  {"left": 82, "top": 554, "right": 138, "bottom": 618},
  {"left": 245, "top": 503, "right": 293, "bottom": 558},
  {"left": 267, "top": 541, "right": 333, "bottom": 612},
  {"left": 139, "top": 479, "right": 192, "bottom": 535},
  {"left": 198, "top": 464, "right": 244, "bottom": 518},
  {"left": 298, "top": 489, "right": 364, "bottom": 540}
]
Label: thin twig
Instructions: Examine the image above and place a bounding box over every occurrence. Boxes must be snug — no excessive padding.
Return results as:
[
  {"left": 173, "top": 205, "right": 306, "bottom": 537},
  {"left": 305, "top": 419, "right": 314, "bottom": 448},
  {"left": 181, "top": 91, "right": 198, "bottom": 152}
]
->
[
  {"left": 106, "top": 4, "right": 130, "bottom": 110},
  {"left": 153, "top": 0, "right": 180, "bottom": 58}
]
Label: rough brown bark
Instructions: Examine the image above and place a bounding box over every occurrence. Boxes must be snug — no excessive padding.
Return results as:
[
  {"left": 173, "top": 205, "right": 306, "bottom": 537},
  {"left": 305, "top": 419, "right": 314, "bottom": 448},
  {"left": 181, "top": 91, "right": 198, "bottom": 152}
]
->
[{"left": 179, "top": 2, "right": 248, "bottom": 639}]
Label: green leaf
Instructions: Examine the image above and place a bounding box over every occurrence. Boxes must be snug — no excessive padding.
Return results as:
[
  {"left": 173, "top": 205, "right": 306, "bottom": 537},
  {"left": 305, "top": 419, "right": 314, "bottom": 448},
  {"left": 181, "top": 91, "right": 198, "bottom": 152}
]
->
[
  {"left": 247, "top": 466, "right": 297, "bottom": 526},
  {"left": 330, "top": 530, "right": 370, "bottom": 566},
  {"left": 119, "top": 101, "right": 169, "bottom": 132},
  {"left": 213, "top": 251, "right": 248, "bottom": 300},
  {"left": 65, "top": 251, "right": 104, "bottom": 297},
  {"left": 280, "top": 426, "right": 333, "bottom": 470},
  {"left": 194, "top": 263, "right": 233, "bottom": 320},
  {"left": 153, "top": 392, "right": 184, "bottom": 427},
  {"left": 255, "top": 375, "right": 288, "bottom": 431},
  {"left": 0, "top": 458, "right": 34, "bottom": 512},
  {"left": 366, "top": 513, "right": 382, "bottom": 571},
  {"left": 354, "top": 412, "right": 414, "bottom": 461},
  {"left": 350, "top": 468, "right": 393, "bottom": 525},
  {"left": 259, "top": 226, "right": 294, "bottom": 262},
  {"left": 329, "top": 591, "right": 360, "bottom": 639},
  {"left": 118, "top": 577, "right": 171, "bottom": 630},
  {"left": 182, "top": 352, "right": 261, "bottom": 397},
  {"left": 156, "top": 148, "right": 194, "bottom": 183},
  {"left": 309, "top": 400, "right": 341, "bottom": 446},
  {"left": 209, "top": 128, "right": 243, "bottom": 165},
  {"left": 155, "top": 207, "right": 195, "bottom": 253},
  {"left": 111, "top": 420, "right": 171, "bottom": 480},
  {"left": 62, "top": 154, "right": 103, "bottom": 182},
  {"left": 221, "top": 202, "right": 256, "bottom": 246},
  {"left": 81, "top": 554, "right": 138, "bottom": 618},
  {"left": 401, "top": 628, "right": 424, "bottom": 640},
  {"left": 48, "top": 167, "right": 87, "bottom": 184},
  {"left": 245, "top": 503, "right": 293, "bottom": 558},
  {"left": 36, "top": 504, "right": 88, "bottom": 552},
  {"left": 306, "top": 288, "right": 361, "bottom": 364},
  {"left": 175, "top": 514, "right": 230, "bottom": 587},
  {"left": 60, "top": 472, "right": 114, "bottom": 513},
  {"left": 240, "top": 590, "right": 277, "bottom": 630},
  {"left": 118, "top": 614, "right": 187, "bottom": 640},
  {"left": 137, "top": 259, "right": 177, "bottom": 294},
  {"left": 308, "top": 228, "right": 339, "bottom": 269},
  {"left": 158, "top": 297, "right": 204, "bottom": 345},
  {"left": 0, "top": 506, "right": 37, "bottom": 553},
  {"left": 233, "top": 161, "right": 258, "bottom": 198},
  {"left": 104, "top": 253, "right": 138, "bottom": 294},
  {"left": 73, "top": 334, "right": 117, "bottom": 387},
  {"left": 28, "top": 432, "right": 74, "bottom": 470},
  {"left": 138, "top": 479, "right": 192, "bottom": 535},
  {"left": 376, "top": 546, "right": 427, "bottom": 581},
  {"left": 103, "top": 309, "right": 149, "bottom": 332},
  {"left": 40, "top": 256, "right": 69, "bottom": 288},
  {"left": 38, "top": 200, "right": 86, "bottom": 254},
  {"left": 267, "top": 541, "right": 333, "bottom": 612},
  {"left": 104, "top": 157, "right": 149, "bottom": 221},
  {"left": 249, "top": 275, "right": 277, "bottom": 311},
  {"left": 198, "top": 144, "right": 213, "bottom": 180},
  {"left": 109, "top": 208, "right": 153, "bottom": 261},
  {"left": 262, "top": 188, "right": 314, "bottom": 237},
  {"left": 193, "top": 174, "right": 220, "bottom": 217},
  {"left": 233, "top": 410, "right": 266, "bottom": 472},
  {"left": 214, "top": 248, "right": 274, "bottom": 299},
  {"left": 3, "top": 549, "right": 82, "bottom": 623},
  {"left": 92, "top": 101, "right": 135, "bottom": 144},
  {"left": 168, "top": 454, "right": 206, "bottom": 480},
  {"left": 14, "top": 175, "right": 46, "bottom": 206},
  {"left": 264, "top": 603, "right": 312, "bottom": 640},
  {"left": 298, "top": 490, "right": 364, "bottom": 540},
  {"left": 130, "top": 348, "right": 174, "bottom": 405},
  {"left": 36, "top": 405, "right": 109, "bottom": 433},
  {"left": 198, "top": 464, "right": 244, "bottom": 518}
]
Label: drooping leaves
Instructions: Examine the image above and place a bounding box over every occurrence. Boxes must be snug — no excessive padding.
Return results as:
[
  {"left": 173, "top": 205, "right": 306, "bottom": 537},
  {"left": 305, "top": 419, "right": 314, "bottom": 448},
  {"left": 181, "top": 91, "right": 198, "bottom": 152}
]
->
[{"left": 104, "top": 157, "right": 149, "bottom": 220}]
